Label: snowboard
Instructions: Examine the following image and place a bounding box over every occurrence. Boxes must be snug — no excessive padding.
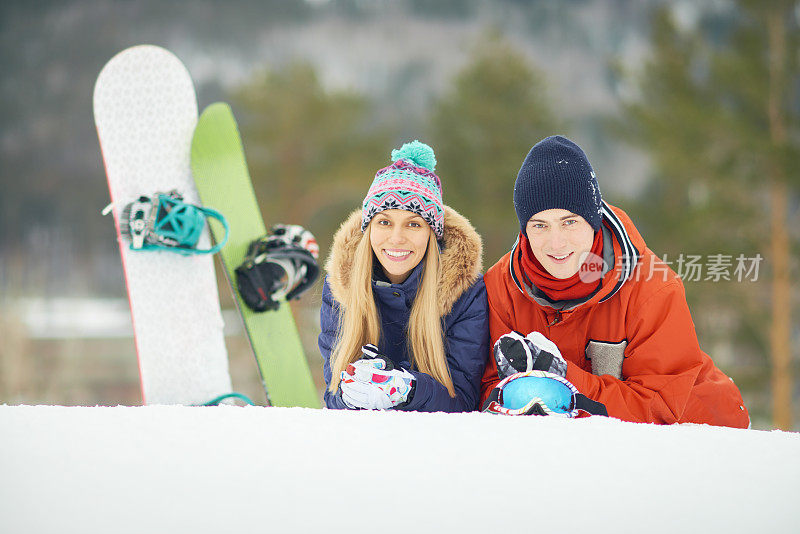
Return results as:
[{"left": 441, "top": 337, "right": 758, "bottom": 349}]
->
[
  {"left": 191, "top": 102, "right": 320, "bottom": 408},
  {"left": 94, "top": 45, "right": 233, "bottom": 405}
]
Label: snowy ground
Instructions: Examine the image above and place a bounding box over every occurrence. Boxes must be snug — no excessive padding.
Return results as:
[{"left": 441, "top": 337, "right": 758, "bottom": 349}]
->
[{"left": 2, "top": 406, "right": 798, "bottom": 534}]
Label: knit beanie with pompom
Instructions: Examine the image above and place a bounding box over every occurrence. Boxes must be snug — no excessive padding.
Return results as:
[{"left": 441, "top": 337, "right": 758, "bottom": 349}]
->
[
  {"left": 361, "top": 140, "right": 444, "bottom": 239},
  {"left": 514, "top": 135, "right": 603, "bottom": 233}
]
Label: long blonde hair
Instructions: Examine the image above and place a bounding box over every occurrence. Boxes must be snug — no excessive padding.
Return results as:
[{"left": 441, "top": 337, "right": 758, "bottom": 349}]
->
[{"left": 327, "top": 227, "right": 455, "bottom": 397}]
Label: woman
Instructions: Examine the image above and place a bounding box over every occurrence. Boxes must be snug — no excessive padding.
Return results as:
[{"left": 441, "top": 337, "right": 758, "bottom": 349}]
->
[
  {"left": 319, "top": 140, "right": 488, "bottom": 412},
  {"left": 481, "top": 135, "right": 749, "bottom": 427}
]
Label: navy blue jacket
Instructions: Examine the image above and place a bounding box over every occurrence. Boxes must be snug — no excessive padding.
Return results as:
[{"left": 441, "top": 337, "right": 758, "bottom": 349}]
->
[{"left": 318, "top": 206, "right": 489, "bottom": 413}]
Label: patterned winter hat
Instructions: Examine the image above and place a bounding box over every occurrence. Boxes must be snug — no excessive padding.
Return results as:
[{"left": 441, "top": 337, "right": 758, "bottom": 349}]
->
[
  {"left": 514, "top": 135, "right": 603, "bottom": 232},
  {"left": 361, "top": 140, "right": 444, "bottom": 239}
]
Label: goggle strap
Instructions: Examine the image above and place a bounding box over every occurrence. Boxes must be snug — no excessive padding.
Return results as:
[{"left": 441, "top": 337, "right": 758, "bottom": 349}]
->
[{"left": 573, "top": 393, "right": 608, "bottom": 416}]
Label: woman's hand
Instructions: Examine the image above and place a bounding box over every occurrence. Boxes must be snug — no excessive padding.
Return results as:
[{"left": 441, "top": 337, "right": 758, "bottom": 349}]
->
[{"left": 339, "top": 344, "right": 416, "bottom": 409}]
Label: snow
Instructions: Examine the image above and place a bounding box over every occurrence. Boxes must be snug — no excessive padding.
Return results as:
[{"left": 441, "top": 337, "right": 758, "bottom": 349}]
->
[{"left": 1, "top": 406, "right": 798, "bottom": 533}]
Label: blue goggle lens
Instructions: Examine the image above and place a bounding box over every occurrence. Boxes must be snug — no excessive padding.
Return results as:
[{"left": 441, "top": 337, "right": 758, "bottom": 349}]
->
[{"left": 501, "top": 375, "right": 573, "bottom": 413}]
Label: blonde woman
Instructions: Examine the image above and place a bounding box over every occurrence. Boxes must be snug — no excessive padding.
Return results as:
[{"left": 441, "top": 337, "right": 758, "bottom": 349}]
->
[{"left": 319, "top": 140, "right": 488, "bottom": 411}]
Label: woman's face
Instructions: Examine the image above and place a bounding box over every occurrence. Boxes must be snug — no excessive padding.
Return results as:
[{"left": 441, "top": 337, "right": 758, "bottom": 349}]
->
[
  {"left": 370, "top": 209, "right": 431, "bottom": 284},
  {"left": 525, "top": 208, "right": 595, "bottom": 279}
]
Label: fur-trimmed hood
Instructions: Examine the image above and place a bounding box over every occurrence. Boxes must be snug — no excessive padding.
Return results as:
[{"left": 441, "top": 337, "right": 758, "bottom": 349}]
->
[{"left": 325, "top": 205, "right": 483, "bottom": 317}]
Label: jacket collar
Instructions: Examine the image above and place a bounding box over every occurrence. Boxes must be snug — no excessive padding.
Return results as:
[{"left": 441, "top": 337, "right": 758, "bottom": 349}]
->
[
  {"left": 509, "top": 201, "right": 643, "bottom": 311},
  {"left": 326, "top": 205, "right": 483, "bottom": 317},
  {"left": 372, "top": 257, "right": 424, "bottom": 298}
]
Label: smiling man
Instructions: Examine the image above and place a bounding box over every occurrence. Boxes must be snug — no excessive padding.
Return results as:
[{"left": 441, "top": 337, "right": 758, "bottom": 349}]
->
[{"left": 481, "top": 135, "right": 750, "bottom": 427}]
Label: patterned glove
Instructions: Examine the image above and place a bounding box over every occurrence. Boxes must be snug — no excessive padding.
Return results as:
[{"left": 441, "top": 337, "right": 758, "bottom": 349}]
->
[
  {"left": 339, "top": 344, "right": 416, "bottom": 410},
  {"left": 494, "top": 331, "right": 567, "bottom": 379}
]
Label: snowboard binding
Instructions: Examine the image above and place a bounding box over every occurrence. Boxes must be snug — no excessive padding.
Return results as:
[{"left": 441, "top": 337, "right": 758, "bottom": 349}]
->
[
  {"left": 235, "top": 224, "right": 320, "bottom": 312},
  {"left": 119, "top": 190, "right": 229, "bottom": 255}
]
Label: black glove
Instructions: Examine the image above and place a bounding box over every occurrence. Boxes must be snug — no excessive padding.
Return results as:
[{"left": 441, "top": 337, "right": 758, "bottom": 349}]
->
[{"left": 493, "top": 331, "right": 568, "bottom": 379}]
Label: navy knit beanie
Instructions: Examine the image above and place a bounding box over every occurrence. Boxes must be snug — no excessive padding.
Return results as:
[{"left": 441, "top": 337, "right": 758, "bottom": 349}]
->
[{"left": 513, "top": 135, "right": 603, "bottom": 232}]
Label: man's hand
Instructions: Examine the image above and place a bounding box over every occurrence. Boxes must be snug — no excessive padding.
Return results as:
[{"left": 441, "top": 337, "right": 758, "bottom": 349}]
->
[{"left": 493, "top": 331, "right": 567, "bottom": 379}]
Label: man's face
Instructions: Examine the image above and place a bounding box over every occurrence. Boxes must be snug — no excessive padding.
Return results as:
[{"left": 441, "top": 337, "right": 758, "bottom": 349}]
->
[{"left": 525, "top": 209, "right": 595, "bottom": 279}]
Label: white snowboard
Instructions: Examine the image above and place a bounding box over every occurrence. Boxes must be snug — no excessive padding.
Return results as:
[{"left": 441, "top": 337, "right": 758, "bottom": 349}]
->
[{"left": 94, "top": 45, "right": 232, "bottom": 405}]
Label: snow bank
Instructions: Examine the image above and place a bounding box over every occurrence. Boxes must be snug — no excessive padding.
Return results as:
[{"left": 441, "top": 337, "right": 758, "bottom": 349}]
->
[{"left": 1, "top": 405, "right": 798, "bottom": 533}]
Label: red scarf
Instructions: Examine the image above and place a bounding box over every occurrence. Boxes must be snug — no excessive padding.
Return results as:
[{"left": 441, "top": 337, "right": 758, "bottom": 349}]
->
[{"left": 518, "top": 230, "right": 604, "bottom": 302}]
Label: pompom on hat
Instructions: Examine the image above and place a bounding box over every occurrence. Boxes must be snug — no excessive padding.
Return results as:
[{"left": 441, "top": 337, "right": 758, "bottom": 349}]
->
[
  {"left": 361, "top": 140, "right": 444, "bottom": 238},
  {"left": 513, "top": 135, "right": 603, "bottom": 232}
]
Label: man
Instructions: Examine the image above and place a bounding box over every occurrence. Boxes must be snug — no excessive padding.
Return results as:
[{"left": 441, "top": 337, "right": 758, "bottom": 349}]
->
[{"left": 481, "top": 135, "right": 749, "bottom": 427}]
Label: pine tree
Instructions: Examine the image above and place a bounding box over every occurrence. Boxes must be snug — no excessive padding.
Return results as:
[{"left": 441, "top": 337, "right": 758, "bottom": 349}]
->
[
  {"left": 231, "top": 62, "right": 392, "bottom": 248},
  {"left": 619, "top": 2, "right": 799, "bottom": 429},
  {"left": 429, "top": 34, "right": 562, "bottom": 263}
]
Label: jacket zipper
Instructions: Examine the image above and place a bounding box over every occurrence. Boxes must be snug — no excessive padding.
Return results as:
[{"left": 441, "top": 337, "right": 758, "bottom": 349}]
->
[{"left": 548, "top": 311, "right": 563, "bottom": 327}]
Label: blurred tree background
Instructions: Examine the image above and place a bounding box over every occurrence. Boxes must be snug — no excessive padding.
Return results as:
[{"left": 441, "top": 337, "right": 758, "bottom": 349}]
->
[
  {"left": 0, "top": 0, "right": 797, "bottom": 430},
  {"left": 232, "top": 62, "right": 392, "bottom": 253},
  {"left": 429, "top": 32, "right": 562, "bottom": 258},
  {"left": 617, "top": 0, "right": 800, "bottom": 428}
]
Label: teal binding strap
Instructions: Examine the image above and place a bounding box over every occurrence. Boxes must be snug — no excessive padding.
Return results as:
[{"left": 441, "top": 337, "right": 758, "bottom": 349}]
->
[
  {"left": 201, "top": 392, "right": 256, "bottom": 406},
  {"left": 132, "top": 193, "right": 230, "bottom": 255},
  {"left": 152, "top": 195, "right": 206, "bottom": 248},
  {"left": 195, "top": 205, "right": 229, "bottom": 254}
]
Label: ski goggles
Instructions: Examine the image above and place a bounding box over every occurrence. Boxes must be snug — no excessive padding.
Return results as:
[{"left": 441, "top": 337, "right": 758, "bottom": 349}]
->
[{"left": 482, "top": 370, "right": 607, "bottom": 418}]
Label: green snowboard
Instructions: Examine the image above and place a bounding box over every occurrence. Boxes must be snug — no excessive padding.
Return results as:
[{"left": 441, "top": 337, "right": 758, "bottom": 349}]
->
[{"left": 190, "top": 102, "right": 319, "bottom": 408}]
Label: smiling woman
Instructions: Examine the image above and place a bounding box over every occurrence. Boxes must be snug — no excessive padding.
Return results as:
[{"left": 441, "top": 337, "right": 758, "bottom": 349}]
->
[
  {"left": 369, "top": 210, "right": 431, "bottom": 284},
  {"left": 318, "top": 141, "right": 489, "bottom": 413}
]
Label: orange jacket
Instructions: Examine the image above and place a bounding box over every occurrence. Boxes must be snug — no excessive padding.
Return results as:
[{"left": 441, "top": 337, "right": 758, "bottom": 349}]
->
[{"left": 481, "top": 203, "right": 749, "bottom": 427}]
